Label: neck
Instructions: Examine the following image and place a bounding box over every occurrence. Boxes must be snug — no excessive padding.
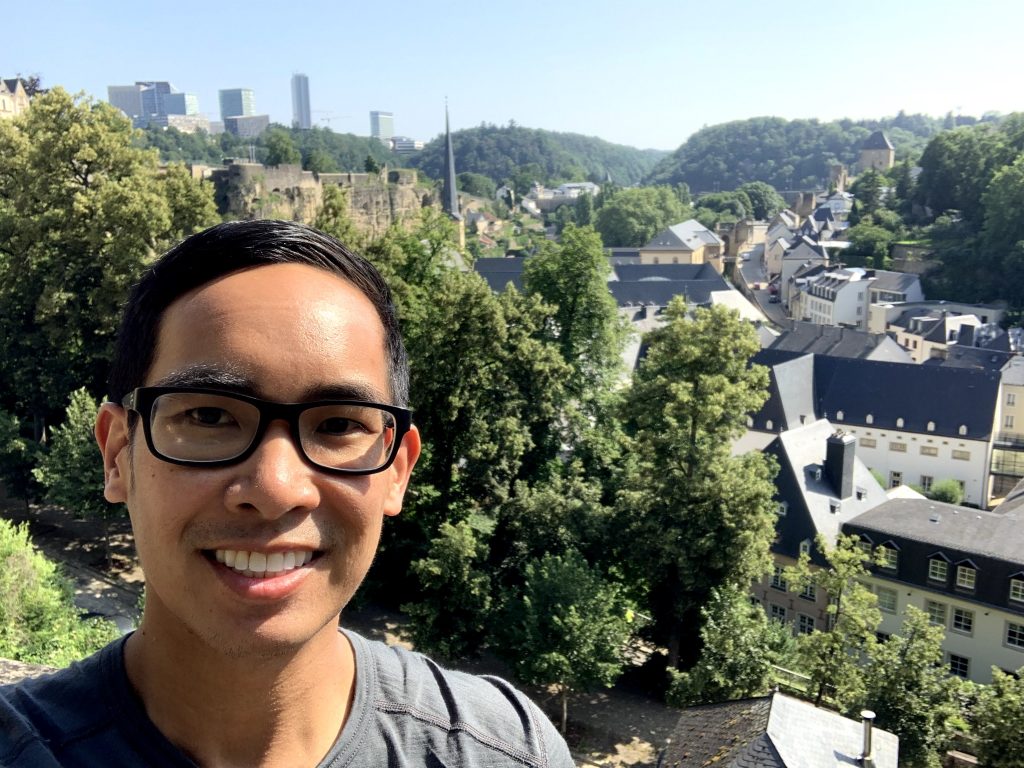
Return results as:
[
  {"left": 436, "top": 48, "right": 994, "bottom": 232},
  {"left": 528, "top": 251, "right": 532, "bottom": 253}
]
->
[{"left": 125, "top": 614, "right": 355, "bottom": 768}]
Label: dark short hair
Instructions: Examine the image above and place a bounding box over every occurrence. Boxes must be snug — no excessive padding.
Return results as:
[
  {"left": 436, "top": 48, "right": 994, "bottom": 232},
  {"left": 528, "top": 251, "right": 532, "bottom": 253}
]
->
[{"left": 108, "top": 220, "right": 409, "bottom": 406}]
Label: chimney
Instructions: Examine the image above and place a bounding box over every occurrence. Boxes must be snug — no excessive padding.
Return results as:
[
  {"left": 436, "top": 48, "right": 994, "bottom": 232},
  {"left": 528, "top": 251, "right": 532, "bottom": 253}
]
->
[
  {"left": 825, "top": 431, "right": 856, "bottom": 499},
  {"left": 959, "top": 324, "right": 975, "bottom": 347},
  {"left": 859, "top": 710, "right": 876, "bottom": 767}
]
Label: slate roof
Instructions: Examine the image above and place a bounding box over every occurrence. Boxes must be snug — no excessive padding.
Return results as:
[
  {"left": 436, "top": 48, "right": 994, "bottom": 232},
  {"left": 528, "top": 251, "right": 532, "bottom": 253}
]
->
[
  {"left": 612, "top": 263, "right": 720, "bottom": 282},
  {"left": 643, "top": 219, "right": 723, "bottom": 251},
  {"left": 609, "top": 279, "right": 723, "bottom": 307},
  {"left": 750, "top": 351, "right": 1002, "bottom": 441},
  {"left": 783, "top": 238, "right": 829, "bottom": 263},
  {"left": 922, "top": 345, "right": 1013, "bottom": 371},
  {"left": 769, "top": 322, "right": 912, "bottom": 363},
  {"left": 661, "top": 693, "right": 898, "bottom": 768},
  {"left": 473, "top": 257, "right": 526, "bottom": 292},
  {"left": 871, "top": 270, "right": 920, "bottom": 295},
  {"left": 862, "top": 130, "right": 894, "bottom": 151},
  {"left": 767, "top": 419, "right": 888, "bottom": 560}
]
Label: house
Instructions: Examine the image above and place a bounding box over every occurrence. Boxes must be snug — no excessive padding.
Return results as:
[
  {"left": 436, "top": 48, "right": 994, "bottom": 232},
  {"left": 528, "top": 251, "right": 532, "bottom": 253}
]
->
[
  {"left": 660, "top": 692, "right": 898, "bottom": 767},
  {"left": 844, "top": 495, "right": 1024, "bottom": 683},
  {"left": 869, "top": 300, "right": 1005, "bottom": 336},
  {"left": 767, "top": 322, "right": 912, "bottom": 363},
  {"left": 755, "top": 420, "right": 889, "bottom": 631},
  {"left": 886, "top": 308, "right": 1004, "bottom": 363},
  {"left": 639, "top": 220, "right": 724, "bottom": 271},
  {"left": 750, "top": 350, "right": 1002, "bottom": 507},
  {"left": 0, "top": 78, "right": 30, "bottom": 120},
  {"left": 990, "top": 357, "right": 1024, "bottom": 501},
  {"left": 779, "top": 237, "right": 830, "bottom": 305},
  {"left": 860, "top": 131, "right": 895, "bottom": 172},
  {"left": 789, "top": 268, "right": 923, "bottom": 331}
]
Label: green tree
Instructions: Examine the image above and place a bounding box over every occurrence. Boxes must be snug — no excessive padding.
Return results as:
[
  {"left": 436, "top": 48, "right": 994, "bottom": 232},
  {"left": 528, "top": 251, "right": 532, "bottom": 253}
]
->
[
  {"left": 457, "top": 171, "right": 496, "bottom": 198},
  {"left": 501, "top": 550, "right": 635, "bottom": 734},
  {"left": 858, "top": 607, "right": 961, "bottom": 767},
  {"left": 737, "top": 181, "right": 785, "bottom": 220},
  {"left": 0, "top": 519, "right": 119, "bottom": 666},
  {"left": 401, "top": 520, "right": 493, "bottom": 661},
  {"left": 33, "top": 389, "right": 121, "bottom": 568},
  {"left": 928, "top": 478, "right": 965, "bottom": 505},
  {"left": 573, "top": 191, "right": 594, "bottom": 226},
  {"left": 522, "top": 225, "right": 627, "bottom": 404},
  {"left": 851, "top": 169, "right": 884, "bottom": 216},
  {"left": 785, "top": 534, "right": 881, "bottom": 708},
  {"left": 364, "top": 154, "right": 381, "bottom": 174},
  {"left": 593, "top": 186, "right": 689, "bottom": 247},
  {"left": 303, "top": 147, "right": 338, "bottom": 173},
  {"left": 618, "top": 302, "right": 777, "bottom": 669},
  {"left": 263, "top": 126, "right": 301, "bottom": 165},
  {"left": 972, "top": 666, "right": 1024, "bottom": 767},
  {"left": 844, "top": 222, "right": 896, "bottom": 269},
  {"left": 313, "top": 184, "right": 363, "bottom": 250},
  {"left": 0, "top": 409, "right": 41, "bottom": 509},
  {"left": 666, "top": 585, "right": 794, "bottom": 706},
  {"left": 0, "top": 88, "right": 218, "bottom": 428}
]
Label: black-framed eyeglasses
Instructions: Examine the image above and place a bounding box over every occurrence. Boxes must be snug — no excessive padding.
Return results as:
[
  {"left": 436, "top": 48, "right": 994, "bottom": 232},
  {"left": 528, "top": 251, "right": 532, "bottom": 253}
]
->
[{"left": 122, "top": 387, "right": 412, "bottom": 476}]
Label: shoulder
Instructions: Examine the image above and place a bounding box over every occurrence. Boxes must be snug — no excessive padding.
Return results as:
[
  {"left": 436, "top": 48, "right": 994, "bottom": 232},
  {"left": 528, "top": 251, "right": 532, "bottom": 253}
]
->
[{"left": 345, "top": 630, "right": 574, "bottom": 767}]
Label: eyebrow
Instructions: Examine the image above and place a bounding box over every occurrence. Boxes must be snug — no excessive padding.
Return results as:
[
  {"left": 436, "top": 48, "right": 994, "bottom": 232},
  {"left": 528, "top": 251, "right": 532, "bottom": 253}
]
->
[{"left": 152, "top": 364, "right": 388, "bottom": 404}]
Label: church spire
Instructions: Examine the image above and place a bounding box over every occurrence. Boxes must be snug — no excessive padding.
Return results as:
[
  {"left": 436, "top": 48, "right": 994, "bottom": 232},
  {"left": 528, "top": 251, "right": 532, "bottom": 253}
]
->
[{"left": 442, "top": 102, "right": 461, "bottom": 221}]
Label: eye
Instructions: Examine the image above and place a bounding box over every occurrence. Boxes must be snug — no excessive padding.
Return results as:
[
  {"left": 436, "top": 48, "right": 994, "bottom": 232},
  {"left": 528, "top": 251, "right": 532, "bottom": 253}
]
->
[
  {"left": 185, "top": 407, "right": 236, "bottom": 427},
  {"left": 317, "top": 416, "right": 360, "bottom": 436}
]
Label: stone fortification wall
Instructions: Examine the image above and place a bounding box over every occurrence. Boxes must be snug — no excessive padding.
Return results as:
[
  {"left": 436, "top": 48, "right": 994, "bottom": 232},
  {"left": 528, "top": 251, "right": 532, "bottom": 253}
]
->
[{"left": 209, "top": 163, "right": 434, "bottom": 239}]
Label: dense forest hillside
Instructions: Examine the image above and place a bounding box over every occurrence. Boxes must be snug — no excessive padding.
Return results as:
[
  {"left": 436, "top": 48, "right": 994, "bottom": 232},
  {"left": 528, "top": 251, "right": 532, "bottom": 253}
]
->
[
  {"left": 409, "top": 124, "right": 667, "bottom": 188},
  {"left": 644, "top": 113, "right": 997, "bottom": 192}
]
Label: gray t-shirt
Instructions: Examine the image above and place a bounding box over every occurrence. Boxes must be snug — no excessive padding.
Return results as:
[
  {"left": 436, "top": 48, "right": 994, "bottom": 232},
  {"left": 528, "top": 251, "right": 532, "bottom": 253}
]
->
[{"left": 0, "top": 629, "right": 574, "bottom": 767}]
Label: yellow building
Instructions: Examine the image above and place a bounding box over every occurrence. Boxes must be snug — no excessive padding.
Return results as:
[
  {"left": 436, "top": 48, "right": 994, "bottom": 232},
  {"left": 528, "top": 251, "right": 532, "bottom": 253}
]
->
[
  {"left": 639, "top": 219, "right": 724, "bottom": 271},
  {"left": 0, "top": 78, "right": 30, "bottom": 120}
]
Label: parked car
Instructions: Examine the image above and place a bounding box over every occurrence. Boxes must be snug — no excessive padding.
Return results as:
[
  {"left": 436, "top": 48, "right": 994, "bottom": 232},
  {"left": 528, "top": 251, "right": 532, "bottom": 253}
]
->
[{"left": 769, "top": 295, "right": 781, "bottom": 304}]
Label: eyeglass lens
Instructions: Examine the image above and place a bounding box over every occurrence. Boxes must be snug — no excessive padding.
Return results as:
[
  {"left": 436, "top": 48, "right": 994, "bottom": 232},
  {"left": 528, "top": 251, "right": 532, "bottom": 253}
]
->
[{"left": 149, "top": 391, "right": 395, "bottom": 470}]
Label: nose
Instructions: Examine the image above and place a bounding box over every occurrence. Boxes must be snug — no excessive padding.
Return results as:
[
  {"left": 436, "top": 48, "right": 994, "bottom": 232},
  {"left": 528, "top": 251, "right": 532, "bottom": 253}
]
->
[{"left": 225, "top": 420, "right": 321, "bottom": 519}]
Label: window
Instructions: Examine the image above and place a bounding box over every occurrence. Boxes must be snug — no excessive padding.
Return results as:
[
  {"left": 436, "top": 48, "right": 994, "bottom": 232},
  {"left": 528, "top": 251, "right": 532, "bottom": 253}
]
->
[
  {"left": 857, "top": 539, "right": 873, "bottom": 556},
  {"left": 1006, "top": 622, "right": 1024, "bottom": 650},
  {"left": 879, "top": 545, "right": 899, "bottom": 570},
  {"left": 952, "top": 607, "right": 974, "bottom": 635},
  {"left": 889, "top": 471, "right": 903, "bottom": 489},
  {"left": 927, "top": 421, "right": 936, "bottom": 432},
  {"left": 859, "top": 437, "right": 877, "bottom": 448},
  {"left": 1006, "top": 415, "right": 1016, "bottom": 429},
  {"left": 797, "top": 614, "right": 815, "bottom": 635},
  {"left": 896, "top": 417, "right": 904, "bottom": 428},
  {"left": 769, "top": 604, "right": 787, "bottom": 623},
  {"left": 799, "top": 539, "right": 812, "bottom": 556},
  {"left": 800, "top": 583, "right": 817, "bottom": 601},
  {"left": 920, "top": 445, "right": 938, "bottom": 457},
  {"left": 957, "top": 565, "right": 977, "bottom": 590},
  {"left": 771, "top": 566, "right": 788, "bottom": 591},
  {"left": 959, "top": 425, "right": 968, "bottom": 436},
  {"left": 952, "top": 449, "right": 971, "bottom": 461},
  {"left": 776, "top": 501, "right": 788, "bottom": 517},
  {"left": 926, "top": 600, "right": 947, "bottom": 626},
  {"left": 836, "top": 410, "right": 844, "bottom": 421},
  {"left": 921, "top": 475, "right": 934, "bottom": 491},
  {"left": 929, "top": 559, "right": 948, "bottom": 582},
  {"left": 876, "top": 586, "right": 897, "bottom": 614},
  {"left": 766, "top": 419, "right": 773, "bottom": 430},
  {"left": 1009, "top": 393, "right": 1016, "bottom": 406},
  {"left": 1011, "top": 578, "right": 1024, "bottom": 603},
  {"left": 949, "top": 654, "right": 970, "bottom": 678},
  {"left": 889, "top": 441, "right": 907, "bottom": 453},
  {"left": 866, "top": 414, "right": 874, "bottom": 425}
]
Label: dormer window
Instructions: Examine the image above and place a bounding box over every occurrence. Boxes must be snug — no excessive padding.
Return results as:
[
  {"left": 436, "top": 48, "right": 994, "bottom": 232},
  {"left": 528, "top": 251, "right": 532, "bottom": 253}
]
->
[
  {"left": 836, "top": 410, "right": 844, "bottom": 421},
  {"left": 959, "top": 425, "right": 968, "bottom": 436},
  {"left": 896, "top": 417, "right": 904, "bottom": 428},
  {"left": 927, "top": 421, "right": 935, "bottom": 432},
  {"left": 928, "top": 556, "right": 949, "bottom": 583},
  {"left": 1010, "top": 577, "right": 1024, "bottom": 603},
  {"left": 766, "top": 420, "right": 774, "bottom": 431},
  {"left": 956, "top": 563, "right": 977, "bottom": 591},
  {"left": 799, "top": 539, "right": 812, "bottom": 556},
  {"left": 776, "top": 501, "right": 788, "bottom": 517},
  {"left": 878, "top": 544, "right": 899, "bottom": 571},
  {"left": 866, "top": 414, "right": 874, "bottom": 425}
]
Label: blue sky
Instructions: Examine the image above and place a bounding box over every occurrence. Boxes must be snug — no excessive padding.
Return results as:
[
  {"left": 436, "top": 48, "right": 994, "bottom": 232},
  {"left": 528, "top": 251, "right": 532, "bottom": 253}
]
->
[{"left": 7, "top": 0, "right": 1021, "bottom": 150}]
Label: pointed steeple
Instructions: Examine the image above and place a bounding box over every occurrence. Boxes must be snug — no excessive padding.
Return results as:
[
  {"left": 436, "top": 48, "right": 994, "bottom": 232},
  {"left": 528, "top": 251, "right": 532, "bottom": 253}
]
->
[{"left": 442, "top": 102, "right": 461, "bottom": 220}]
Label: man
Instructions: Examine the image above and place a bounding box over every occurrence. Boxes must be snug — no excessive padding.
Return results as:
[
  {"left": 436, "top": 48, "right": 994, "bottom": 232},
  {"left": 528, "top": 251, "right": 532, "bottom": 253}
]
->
[{"left": 0, "top": 220, "right": 574, "bottom": 767}]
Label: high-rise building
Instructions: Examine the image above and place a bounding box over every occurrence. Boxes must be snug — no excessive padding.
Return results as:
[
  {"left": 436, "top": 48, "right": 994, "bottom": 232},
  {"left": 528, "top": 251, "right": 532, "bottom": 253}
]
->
[
  {"left": 219, "top": 88, "right": 255, "bottom": 121},
  {"left": 370, "top": 111, "right": 394, "bottom": 143},
  {"left": 107, "top": 82, "right": 198, "bottom": 128},
  {"left": 291, "top": 74, "right": 311, "bottom": 130}
]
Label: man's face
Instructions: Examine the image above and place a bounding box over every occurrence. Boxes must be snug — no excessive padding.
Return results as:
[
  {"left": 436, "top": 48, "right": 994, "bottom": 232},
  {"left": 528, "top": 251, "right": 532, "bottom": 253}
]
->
[{"left": 96, "top": 263, "right": 419, "bottom": 657}]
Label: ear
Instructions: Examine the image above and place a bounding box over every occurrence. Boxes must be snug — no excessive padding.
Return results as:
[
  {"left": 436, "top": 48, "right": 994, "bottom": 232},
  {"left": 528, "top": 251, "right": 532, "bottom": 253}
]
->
[
  {"left": 382, "top": 425, "right": 421, "bottom": 518},
  {"left": 95, "top": 402, "right": 130, "bottom": 503}
]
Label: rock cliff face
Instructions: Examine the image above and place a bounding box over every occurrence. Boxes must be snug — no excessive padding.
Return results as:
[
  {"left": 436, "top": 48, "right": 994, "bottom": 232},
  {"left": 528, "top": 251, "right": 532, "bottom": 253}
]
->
[{"left": 209, "top": 163, "right": 435, "bottom": 238}]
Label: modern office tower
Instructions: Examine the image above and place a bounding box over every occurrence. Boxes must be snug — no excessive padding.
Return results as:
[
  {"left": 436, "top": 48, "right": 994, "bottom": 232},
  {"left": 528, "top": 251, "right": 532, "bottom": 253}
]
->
[
  {"left": 163, "top": 92, "right": 199, "bottom": 115},
  {"left": 138, "top": 81, "right": 172, "bottom": 117},
  {"left": 219, "top": 88, "right": 255, "bottom": 121},
  {"left": 107, "top": 85, "right": 144, "bottom": 118},
  {"left": 224, "top": 114, "right": 270, "bottom": 138},
  {"left": 291, "top": 74, "right": 311, "bottom": 129},
  {"left": 370, "top": 111, "right": 394, "bottom": 143}
]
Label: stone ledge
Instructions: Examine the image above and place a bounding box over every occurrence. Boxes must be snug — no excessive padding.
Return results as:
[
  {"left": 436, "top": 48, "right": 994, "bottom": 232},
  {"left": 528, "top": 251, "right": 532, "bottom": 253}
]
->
[{"left": 0, "top": 658, "right": 55, "bottom": 686}]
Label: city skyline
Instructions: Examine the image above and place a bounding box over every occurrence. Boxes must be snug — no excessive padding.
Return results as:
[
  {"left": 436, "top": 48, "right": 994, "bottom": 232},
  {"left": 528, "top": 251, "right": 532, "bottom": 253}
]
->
[{"left": 5, "top": 0, "right": 1022, "bottom": 150}]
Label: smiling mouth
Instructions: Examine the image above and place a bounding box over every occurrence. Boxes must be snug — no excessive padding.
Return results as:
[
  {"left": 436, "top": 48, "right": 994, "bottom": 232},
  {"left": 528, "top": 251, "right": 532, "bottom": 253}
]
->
[{"left": 207, "top": 549, "right": 320, "bottom": 578}]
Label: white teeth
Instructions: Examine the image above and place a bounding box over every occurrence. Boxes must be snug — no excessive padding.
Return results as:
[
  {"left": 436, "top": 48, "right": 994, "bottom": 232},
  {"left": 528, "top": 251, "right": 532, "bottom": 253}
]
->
[{"left": 213, "top": 548, "right": 314, "bottom": 577}]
